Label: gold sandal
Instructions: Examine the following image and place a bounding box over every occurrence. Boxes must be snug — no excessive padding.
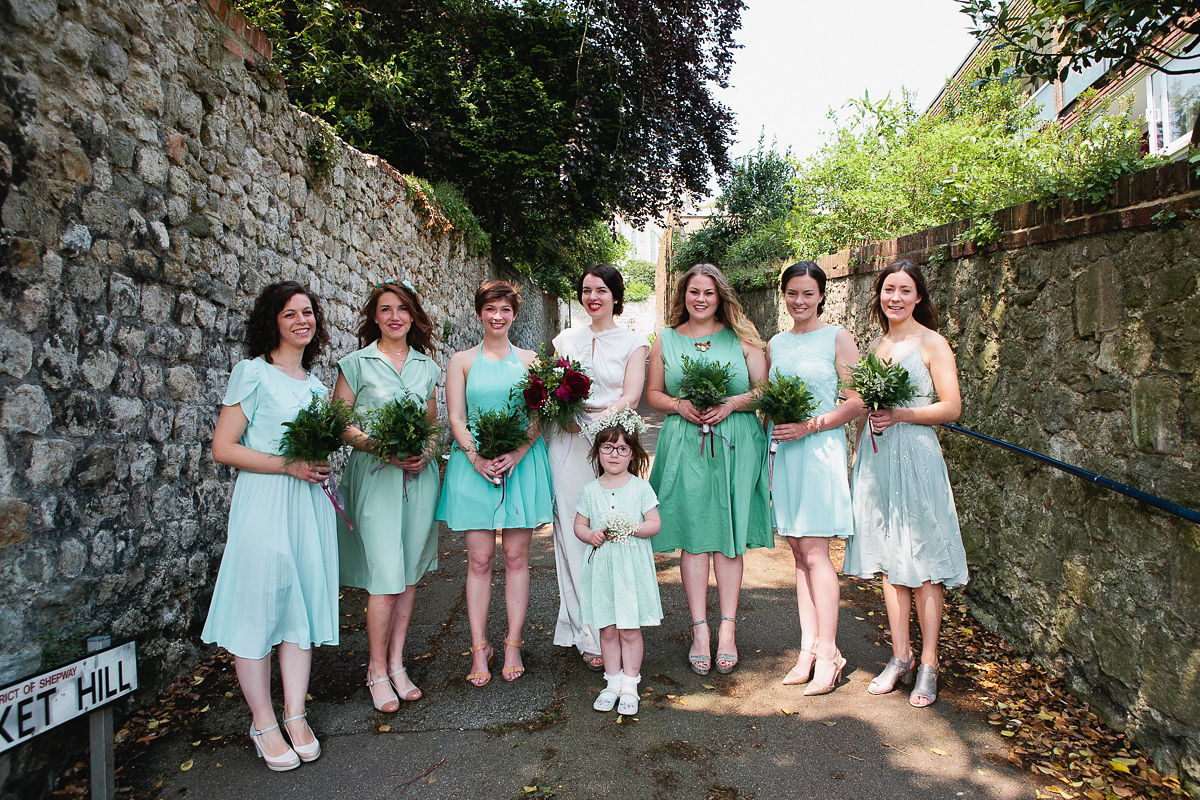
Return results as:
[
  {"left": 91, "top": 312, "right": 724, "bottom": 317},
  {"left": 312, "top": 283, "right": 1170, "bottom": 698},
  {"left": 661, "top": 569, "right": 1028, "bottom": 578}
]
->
[{"left": 466, "top": 641, "right": 493, "bottom": 687}]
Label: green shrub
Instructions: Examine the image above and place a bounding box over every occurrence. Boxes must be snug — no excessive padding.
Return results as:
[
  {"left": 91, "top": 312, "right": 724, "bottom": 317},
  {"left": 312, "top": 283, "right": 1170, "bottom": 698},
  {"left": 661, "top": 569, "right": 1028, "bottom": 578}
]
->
[{"left": 625, "top": 280, "right": 652, "bottom": 302}]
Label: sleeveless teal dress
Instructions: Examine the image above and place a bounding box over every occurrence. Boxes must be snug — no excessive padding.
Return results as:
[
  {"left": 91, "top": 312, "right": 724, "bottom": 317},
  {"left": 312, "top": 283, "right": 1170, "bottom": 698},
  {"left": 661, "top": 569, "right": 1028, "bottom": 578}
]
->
[
  {"left": 767, "top": 326, "right": 854, "bottom": 538},
  {"left": 843, "top": 347, "right": 968, "bottom": 588},
  {"left": 650, "top": 327, "right": 772, "bottom": 557},
  {"left": 201, "top": 358, "right": 340, "bottom": 659},
  {"left": 435, "top": 347, "right": 554, "bottom": 531},
  {"left": 337, "top": 342, "right": 441, "bottom": 594}
]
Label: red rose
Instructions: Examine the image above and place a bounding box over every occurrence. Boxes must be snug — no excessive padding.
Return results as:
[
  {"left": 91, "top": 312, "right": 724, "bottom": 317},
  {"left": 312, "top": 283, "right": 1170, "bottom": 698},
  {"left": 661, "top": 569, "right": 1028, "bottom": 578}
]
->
[
  {"left": 563, "top": 369, "right": 591, "bottom": 398},
  {"left": 523, "top": 380, "right": 547, "bottom": 409}
]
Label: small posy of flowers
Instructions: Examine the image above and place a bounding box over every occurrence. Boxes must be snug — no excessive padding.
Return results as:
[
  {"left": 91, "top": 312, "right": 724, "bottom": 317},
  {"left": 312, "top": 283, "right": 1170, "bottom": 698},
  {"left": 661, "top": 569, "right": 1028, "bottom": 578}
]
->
[
  {"left": 599, "top": 513, "right": 640, "bottom": 545},
  {"left": 513, "top": 347, "right": 592, "bottom": 434}
]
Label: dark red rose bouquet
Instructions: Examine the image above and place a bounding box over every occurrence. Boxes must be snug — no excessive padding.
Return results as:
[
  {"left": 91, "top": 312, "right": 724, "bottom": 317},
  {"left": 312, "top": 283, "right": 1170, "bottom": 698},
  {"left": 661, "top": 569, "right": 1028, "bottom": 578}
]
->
[{"left": 513, "top": 346, "right": 592, "bottom": 434}]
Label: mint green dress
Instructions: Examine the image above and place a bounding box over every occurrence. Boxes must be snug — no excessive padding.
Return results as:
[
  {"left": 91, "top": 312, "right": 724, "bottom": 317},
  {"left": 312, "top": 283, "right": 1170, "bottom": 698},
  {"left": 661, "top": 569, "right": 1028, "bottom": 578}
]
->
[
  {"left": 337, "top": 342, "right": 440, "bottom": 594},
  {"left": 201, "top": 358, "right": 339, "bottom": 660},
  {"left": 577, "top": 476, "right": 662, "bottom": 629},
  {"left": 767, "top": 326, "right": 854, "bottom": 538},
  {"left": 649, "top": 327, "right": 773, "bottom": 557},
  {"left": 435, "top": 347, "right": 554, "bottom": 531}
]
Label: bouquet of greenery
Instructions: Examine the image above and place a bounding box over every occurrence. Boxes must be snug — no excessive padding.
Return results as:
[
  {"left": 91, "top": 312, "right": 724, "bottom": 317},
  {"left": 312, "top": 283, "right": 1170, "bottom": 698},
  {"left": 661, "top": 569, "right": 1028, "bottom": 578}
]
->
[
  {"left": 587, "top": 512, "right": 640, "bottom": 563},
  {"left": 365, "top": 394, "right": 436, "bottom": 471},
  {"left": 280, "top": 393, "right": 358, "bottom": 527},
  {"left": 842, "top": 352, "right": 920, "bottom": 453},
  {"left": 512, "top": 348, "right": 592, "bottom": 435},
  {"left": 750, "top": 374, "right": 819, "bottom": 488},
  {"left": 678, "top": 355, "right": 735, "bottom": 457}
]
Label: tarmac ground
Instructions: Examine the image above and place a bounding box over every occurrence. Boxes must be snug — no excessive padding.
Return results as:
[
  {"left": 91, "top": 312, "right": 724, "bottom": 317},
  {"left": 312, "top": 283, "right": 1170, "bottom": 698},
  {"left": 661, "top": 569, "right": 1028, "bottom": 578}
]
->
[{"left": 122, "top": 413, "right": 1034, "bottom": 800}]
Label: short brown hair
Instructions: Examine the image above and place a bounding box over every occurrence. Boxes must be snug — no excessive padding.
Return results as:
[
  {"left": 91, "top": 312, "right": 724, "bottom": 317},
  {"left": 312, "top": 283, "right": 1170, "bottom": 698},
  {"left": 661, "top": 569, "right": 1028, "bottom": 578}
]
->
[
  {"left": 587, "top": 426, "right": 650, "bottom": 478},
  {"left": 475, "top": 280, "right": 522, "bottom": 315}
]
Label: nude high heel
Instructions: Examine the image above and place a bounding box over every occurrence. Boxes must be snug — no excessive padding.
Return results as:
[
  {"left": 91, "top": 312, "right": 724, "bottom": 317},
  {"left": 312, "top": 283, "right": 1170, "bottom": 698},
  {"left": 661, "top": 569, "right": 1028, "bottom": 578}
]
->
[
  {"left": 466, "top": 641, "right": 494, "bottom": 687},
  {"left": 249, "top": 722, "right": 300, "bottom": 772},
  {"left": 282, "top": 711, "right": 320, "bottom": 762},
  {"left": 803, "top": 652, "right": 846, "bottom": 697}
]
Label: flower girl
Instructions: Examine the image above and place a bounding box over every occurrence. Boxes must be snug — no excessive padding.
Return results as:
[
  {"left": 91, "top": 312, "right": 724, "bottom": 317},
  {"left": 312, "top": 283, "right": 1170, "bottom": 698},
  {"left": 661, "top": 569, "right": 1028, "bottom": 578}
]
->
[{"left": 574, "top": 407, "right": 662, "bottom": 715}]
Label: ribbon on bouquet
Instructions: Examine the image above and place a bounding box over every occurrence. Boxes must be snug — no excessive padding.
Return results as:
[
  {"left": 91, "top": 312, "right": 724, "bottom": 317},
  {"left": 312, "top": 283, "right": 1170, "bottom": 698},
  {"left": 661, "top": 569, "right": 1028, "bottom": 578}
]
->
[
  {"left": 322, "top": 477, "right": 354, "bottom": 530},
  {"left": 697, "top": 423, "right": 735, "bottom": 458},
  {"left": 768, "top": 438, "right": 780, "bottom": 490},
  {"left": 370, "top": 458, "right": 417, "bottom": 500}
]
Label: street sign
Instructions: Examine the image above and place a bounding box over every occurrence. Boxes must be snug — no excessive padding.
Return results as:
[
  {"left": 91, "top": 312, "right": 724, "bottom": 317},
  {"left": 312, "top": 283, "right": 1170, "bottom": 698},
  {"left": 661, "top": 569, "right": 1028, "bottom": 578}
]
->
[{"left": 0, "top": 641, "right": 137, "bottom": 753}]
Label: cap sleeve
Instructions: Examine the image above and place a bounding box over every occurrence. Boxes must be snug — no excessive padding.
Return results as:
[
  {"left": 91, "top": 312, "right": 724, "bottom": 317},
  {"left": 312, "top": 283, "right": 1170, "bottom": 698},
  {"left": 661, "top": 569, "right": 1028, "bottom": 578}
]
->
[
  {"left": 624, "top": 330, "right": 650, "bottom": 359},
  {"left": 337, "top": 350, "right": 363, "bottom": 396},
  {"left": 637, "top": 477, "right": 659, "bottom": 516},
  {"left": 223, "top": 359, "right": 262, "bottom": 424},
  {"left": 575, "top": 481, "right": 599, "bottom": 524}
]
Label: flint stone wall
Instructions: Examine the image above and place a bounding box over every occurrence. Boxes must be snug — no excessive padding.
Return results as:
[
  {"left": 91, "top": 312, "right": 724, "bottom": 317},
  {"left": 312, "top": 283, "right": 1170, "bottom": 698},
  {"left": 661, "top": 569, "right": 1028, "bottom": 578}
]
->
[
  {"left": 803, "top": 175, "right": 1199, "bottom": 788},
  {"left": 0, "top": 0, "right": 555, "bottom": 791}
]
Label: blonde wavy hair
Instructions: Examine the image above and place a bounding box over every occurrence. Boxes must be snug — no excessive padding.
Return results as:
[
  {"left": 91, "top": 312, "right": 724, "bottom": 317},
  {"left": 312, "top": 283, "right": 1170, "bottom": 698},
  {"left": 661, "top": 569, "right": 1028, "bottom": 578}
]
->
[{"left": 667, "top": 263, "right": 764, "bottom": 348}]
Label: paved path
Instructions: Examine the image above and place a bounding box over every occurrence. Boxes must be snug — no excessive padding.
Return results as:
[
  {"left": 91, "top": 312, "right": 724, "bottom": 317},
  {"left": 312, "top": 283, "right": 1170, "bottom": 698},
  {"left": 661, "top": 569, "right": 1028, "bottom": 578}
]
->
[{"left": 125, "top": 413, "right": 1034, "bottom": 799}]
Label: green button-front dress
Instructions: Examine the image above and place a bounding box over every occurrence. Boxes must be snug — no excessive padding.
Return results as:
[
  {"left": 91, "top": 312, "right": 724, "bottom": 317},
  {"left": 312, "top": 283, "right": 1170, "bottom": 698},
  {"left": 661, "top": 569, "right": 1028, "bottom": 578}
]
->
[
  {"left": 650, "top": 327, "right": 773, "bottom": 558},
  {"left": 336, "top": 342, "right": 441, "bottom": 594}
]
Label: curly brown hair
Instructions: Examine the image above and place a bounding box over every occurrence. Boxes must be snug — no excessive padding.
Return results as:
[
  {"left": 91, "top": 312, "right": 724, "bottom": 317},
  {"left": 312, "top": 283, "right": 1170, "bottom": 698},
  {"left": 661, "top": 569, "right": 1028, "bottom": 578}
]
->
[
  {"left": 245, "top": 281, "right": 329, "bottom": 371},
  {"left": 587, "top": 426, "right": 650, "bottom": 478},
  {"left": 355, "top": 282, "right": 436, "bottom": 354}
]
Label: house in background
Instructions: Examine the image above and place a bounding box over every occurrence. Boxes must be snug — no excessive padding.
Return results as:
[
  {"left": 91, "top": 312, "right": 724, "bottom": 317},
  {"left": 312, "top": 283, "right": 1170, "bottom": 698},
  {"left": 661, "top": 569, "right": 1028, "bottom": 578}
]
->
[{"left": 929, "top": 2, "right": 1200, "bottom": 159}]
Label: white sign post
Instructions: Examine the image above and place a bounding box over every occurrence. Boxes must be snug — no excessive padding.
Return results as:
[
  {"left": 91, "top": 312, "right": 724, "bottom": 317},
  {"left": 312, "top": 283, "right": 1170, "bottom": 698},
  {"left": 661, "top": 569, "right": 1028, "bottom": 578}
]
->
[{"left": 0, "top": 638, "right": 136, "bottom": 800}]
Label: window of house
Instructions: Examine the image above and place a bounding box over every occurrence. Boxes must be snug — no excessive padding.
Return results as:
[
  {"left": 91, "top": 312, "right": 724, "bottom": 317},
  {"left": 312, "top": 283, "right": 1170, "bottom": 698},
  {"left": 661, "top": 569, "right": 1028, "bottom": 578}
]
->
[
  {"left": 1031, "top": 81, "right": 1057, "bottom": 123},
  {"left": 1061, "top": 58, "right": 1112, "bottom": 108},
  {"left": 1149, "top": 39, "right": 1200, "bottom": 154}
]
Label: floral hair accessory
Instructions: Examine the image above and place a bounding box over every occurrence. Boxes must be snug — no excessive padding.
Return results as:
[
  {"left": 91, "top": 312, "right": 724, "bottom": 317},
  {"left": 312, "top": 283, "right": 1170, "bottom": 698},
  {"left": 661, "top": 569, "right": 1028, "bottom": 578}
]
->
[{"left": 581, "top": 405, "right": 648, "bottom": 440}]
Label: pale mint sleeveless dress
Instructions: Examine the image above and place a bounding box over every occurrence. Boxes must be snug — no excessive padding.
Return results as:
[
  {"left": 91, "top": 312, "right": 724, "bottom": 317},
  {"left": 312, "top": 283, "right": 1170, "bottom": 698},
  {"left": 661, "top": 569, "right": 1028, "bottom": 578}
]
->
[
  {"left": 435, "top": 347, "right": 554, "bottom": 531},
  {"left": 201, "top": 358, "right": 340, "bottom": 659},
  {"left": 767, "top": 326, "right": 853, "bottom": 538},
  {"left": 649, "top": 327, "right": 772, "bottom": 557},
  {"left": 336, "top": 342, "right": 440, "bottom": 594},
  {"left": 843, "top": 347, "right": 968, "bottom": 588},
  {"left": 577, "top": 475, "right": 663, "bottom": 629}
]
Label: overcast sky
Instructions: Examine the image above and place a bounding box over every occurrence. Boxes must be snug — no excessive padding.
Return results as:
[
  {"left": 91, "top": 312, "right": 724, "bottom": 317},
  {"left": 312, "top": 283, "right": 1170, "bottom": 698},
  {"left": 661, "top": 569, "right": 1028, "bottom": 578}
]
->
[{"left": 714, "top": 0, "right": 981, "bottom": 164}]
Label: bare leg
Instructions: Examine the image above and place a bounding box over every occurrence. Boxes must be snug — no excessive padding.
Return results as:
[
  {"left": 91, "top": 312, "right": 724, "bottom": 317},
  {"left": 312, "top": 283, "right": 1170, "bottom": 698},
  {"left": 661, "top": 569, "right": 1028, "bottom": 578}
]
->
[
  {"left": 234, "top": 654, "right": 289, "bottom": 757},
  {"left": 679, "top": 551, "right": 712, "bottom": 661},
  {"left": 465, "top": 529, "right": 497, "bottom": 679},
  {"left": 881, "top": 574, "right": 914, "bottom": 662},
  {"left": 501, "top": 528, "right": 533, "bottom": 675},
  {"left": 713, "top": 552, "right": 743, "bottom": 665},
  {"left": 598, "top": 624, "right": 622, "bottom": 676},
  {"left": 388, "top": 586, "right": 419, "bottom": 697},
  {"left": 786, "top": 537, "right": 817, "bottom": 677},
  {"left": 365, "top": 593, "right": 400, "bottom": 711},
  {"left": 277, "top": 642, "right": 314, "bottom": 748},
  {"left": 618, "top": 628, "right": 644, "bottom": 678},
  {"left": 912, "top": 581, "right": 944, "bottom": 667}
]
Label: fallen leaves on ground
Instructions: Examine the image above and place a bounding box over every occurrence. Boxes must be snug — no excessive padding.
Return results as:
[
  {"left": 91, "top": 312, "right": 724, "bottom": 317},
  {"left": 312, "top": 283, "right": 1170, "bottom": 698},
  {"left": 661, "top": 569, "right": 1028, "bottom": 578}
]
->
[{"left": 934, "top": 594, "right": 1191, "bottom": 800}]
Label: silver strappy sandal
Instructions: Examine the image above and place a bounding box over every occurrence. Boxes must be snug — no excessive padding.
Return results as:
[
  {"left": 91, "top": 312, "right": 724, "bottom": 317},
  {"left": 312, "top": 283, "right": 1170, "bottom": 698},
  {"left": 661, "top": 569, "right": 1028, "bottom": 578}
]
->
[{"left": 867, "top": 653, "right": 915, "bottom": 695}]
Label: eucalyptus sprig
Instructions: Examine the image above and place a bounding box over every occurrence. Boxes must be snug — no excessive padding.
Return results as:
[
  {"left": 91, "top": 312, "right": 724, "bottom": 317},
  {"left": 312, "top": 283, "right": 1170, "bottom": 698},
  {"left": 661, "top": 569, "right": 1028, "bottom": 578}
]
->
[
  {"left": 365, "top": 394, "right": 436, "bottom": 464},
  {"left": 751, "top": 373, "right": 818, "bottom": 425},
  {"left": 280, "top": 393, "right": 358, "bottom": 464}
]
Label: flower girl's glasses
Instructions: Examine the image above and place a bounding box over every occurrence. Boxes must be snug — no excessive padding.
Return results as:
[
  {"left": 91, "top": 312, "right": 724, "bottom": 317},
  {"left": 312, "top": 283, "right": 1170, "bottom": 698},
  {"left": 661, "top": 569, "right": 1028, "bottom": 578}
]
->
[{"left": 599, "top": 444, "right": 632, "bottom": 456}]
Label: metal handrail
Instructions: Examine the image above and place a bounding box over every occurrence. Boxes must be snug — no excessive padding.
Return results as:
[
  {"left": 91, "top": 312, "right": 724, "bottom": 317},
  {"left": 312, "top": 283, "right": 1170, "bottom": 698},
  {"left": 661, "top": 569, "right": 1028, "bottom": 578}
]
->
[{"left": 939, "top": 423, "right": 1200, "bottom": 525}]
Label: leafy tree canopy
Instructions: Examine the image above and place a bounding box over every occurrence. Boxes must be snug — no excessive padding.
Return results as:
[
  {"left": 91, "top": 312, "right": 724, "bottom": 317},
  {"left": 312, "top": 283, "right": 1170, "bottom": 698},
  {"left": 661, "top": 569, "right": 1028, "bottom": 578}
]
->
[
  {"left": 957, "top": 1, "right": 1200, "bottom": 83},
  {"left": 240, "top": 0, "right": 743, "bottom": 297}
]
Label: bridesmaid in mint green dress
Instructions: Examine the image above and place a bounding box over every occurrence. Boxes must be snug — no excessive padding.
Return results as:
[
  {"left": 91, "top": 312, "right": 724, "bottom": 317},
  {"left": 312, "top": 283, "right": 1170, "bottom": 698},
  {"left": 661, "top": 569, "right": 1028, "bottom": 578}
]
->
[
  {"left": 333, "top": 281, "right": 440, "bottom": 712},
  {"left": 436, "top": 281, "right": 554, "bottom": 686},
  {"left": 645, "top": 264, "right": 772, "bottom": 677},
  {"left": 203, "top": 281, "right": 335, "bottom": 772},
  {"left": 764, "top": 262, "right": 863, "bottom": 697}
]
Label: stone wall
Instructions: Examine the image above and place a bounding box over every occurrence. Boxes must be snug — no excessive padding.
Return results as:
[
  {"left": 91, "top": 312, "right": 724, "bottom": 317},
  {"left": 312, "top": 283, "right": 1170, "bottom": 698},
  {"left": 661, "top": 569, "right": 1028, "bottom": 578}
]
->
[
  {"left": 0, "top": 0, "right": 556, "bottom": 791},
  {"left": 813, "top": 168, "right": 1200, "bottom": 789}
]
